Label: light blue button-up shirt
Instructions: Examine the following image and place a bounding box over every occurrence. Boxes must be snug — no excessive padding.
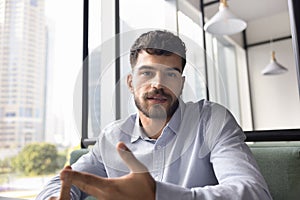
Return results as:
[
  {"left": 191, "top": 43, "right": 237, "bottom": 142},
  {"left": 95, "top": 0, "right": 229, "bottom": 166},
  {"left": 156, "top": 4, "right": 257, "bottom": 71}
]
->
[{"left": 36, "top": 100, "right": 272, "bottom": 200}]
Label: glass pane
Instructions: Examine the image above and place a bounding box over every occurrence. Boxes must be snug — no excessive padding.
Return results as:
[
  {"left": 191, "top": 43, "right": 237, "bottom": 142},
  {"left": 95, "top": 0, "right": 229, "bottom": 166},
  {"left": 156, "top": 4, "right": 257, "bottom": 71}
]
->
[
  {"left": 87, "top": 0, "right": 117, "bottom": 138},
  {"left": 177, "top": 5, "right": 242, "bottom": 124},
  {"left": 208, "top": 38, "right": 241, "bottom": 124},
  {"left": 119, "top": 0, "right": 170, "bottom": 118},
  {"left": 120, "top": 0, "right": 166, "bottom": 32},
  {"left": 88, "top": 0, "right": 102, "bottom": 138},
  {"left": 177, "top": 11, "right": 207, "bottom": 102},
  {"left": 0, "top": 0, "right": 82, "bottom": 198}
]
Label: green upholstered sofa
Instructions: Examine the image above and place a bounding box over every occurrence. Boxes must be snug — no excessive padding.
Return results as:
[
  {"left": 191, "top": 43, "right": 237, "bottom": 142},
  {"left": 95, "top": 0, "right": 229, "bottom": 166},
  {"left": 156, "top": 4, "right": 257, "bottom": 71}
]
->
[
  {"left": 70, "top": 142, "right": 300, "bottom": 200},
  {"left": 248, "top": 142, "right": 300, "bottom": 200}
]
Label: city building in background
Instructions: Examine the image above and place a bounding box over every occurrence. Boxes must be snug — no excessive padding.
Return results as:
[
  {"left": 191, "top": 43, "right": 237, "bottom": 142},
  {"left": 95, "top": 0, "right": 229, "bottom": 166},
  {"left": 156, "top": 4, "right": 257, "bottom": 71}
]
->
[{"left": 0, "top": 0, "right": 47, "bottom": 151}]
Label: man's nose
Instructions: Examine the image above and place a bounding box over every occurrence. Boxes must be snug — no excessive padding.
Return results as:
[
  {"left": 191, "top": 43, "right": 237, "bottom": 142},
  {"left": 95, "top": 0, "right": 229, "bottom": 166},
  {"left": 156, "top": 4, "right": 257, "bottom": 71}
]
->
[{"left": 150, "top": 72, "right": 165, "bottom": 89}]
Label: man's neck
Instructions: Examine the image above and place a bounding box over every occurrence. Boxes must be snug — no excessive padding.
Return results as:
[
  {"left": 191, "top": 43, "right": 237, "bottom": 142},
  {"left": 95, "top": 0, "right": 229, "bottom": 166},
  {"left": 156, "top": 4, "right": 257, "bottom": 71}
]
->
[{"left": 139, "top": 114, "right": 171, "bottom": 139}]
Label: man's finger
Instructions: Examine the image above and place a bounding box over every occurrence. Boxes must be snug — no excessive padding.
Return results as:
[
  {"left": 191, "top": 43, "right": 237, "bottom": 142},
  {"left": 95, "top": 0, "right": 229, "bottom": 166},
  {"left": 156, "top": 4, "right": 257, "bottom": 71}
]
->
[
  {"left": 62, "top": 169, "right": 104, "bottom": 198},
  {"left": 59, "top": 166, "right": 72, "bottom": 200},
  {"left": 117, "top": 142, "right": 148, "bottom": 173}
]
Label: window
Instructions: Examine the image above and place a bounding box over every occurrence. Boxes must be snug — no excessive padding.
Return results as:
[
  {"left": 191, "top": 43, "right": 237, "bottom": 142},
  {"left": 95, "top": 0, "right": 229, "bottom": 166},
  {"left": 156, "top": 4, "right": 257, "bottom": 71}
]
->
[
  {"left": 87, "top": 0, "right": 102, "bottom": 138},
  {"left": 119, "top": 0, "right": 175, "bottom": 119},
  {"left": 86, "top": 0, "right": 173, "bottom": 139},
  {"left": 0, "top": 0, "right": 82, "bottom": 198},
  {"left": 177, "top": 11, "right": 207, "bottom": 102},
  {"left": 30, "top": 0, "right": 37, "bottom": 7},
  {"left": 85, "top": 0, "right": 247, "bottom": 142},
  {"left": 5, "top": 112, "right": 16, "bottom": 117},
  {"left": 177, "top": 4, "right": 243, "bottom": 126},
  {"left": 208, "top": 38, "right": 241, "bottom": 123}
]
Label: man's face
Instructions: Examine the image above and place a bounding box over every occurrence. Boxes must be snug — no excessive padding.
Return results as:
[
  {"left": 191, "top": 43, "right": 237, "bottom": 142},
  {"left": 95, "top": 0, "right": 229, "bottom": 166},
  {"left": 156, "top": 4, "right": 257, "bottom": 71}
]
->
[{"left": 127, "top": 50, "right": 185, "bottom": 120}]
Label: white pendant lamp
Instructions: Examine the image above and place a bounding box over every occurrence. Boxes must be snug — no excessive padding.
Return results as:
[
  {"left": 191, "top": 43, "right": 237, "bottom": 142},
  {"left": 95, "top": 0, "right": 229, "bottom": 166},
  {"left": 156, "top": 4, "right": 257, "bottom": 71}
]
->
[
  {"left": 261, "top": 51, "right": 288, "bottom": 75},
  {"left": 204, "top": 0, "right": 247, "bottom": 35}
]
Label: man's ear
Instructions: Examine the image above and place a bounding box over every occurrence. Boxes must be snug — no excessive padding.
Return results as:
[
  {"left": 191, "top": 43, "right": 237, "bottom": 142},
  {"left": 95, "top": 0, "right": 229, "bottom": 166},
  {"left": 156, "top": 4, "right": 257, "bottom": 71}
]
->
[{"left": 127, "top": 73, "right": 134, "bottom": 93}]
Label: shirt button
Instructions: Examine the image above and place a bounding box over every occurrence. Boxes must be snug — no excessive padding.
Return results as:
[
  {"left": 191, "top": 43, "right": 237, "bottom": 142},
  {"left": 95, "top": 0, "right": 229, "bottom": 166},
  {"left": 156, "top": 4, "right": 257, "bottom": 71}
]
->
[
  {"left": 156, "top": 145, "right": 161, "bottom": 150},
  {"left": 154, "top": 175, "right": 160, "bottom": 180}
]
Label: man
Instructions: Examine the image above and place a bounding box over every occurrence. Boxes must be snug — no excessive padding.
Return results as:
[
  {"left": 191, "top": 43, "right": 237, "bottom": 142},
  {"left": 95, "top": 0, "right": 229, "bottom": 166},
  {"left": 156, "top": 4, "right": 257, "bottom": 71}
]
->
[{"left": 36, "top": 30, "right": 272, "bottom": 200}]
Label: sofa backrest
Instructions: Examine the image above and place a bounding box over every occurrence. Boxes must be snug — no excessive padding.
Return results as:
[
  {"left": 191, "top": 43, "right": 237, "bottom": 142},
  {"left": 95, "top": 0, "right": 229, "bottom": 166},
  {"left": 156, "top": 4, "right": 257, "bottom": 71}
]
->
[{"left": 248, "top": 142, "right": 300, "bottom": 200}]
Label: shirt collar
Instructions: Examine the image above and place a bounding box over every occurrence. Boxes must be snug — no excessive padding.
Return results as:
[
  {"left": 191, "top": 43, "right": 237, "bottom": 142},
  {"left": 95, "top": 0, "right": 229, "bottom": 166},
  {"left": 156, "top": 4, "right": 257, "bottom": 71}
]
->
[{"left": 130, "top": 115, "right": 145, "bottom": 143}]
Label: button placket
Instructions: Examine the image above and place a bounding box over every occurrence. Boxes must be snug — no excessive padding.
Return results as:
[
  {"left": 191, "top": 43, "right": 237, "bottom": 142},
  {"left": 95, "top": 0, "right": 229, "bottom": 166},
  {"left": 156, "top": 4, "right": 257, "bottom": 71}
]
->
[{"left": 152, "top": 142, "right": 165, "bottom": 181}]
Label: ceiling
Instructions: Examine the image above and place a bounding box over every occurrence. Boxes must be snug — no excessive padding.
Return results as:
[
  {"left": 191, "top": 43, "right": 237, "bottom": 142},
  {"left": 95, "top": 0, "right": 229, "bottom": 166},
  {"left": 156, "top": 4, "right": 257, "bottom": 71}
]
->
[{"left": 189, "top": 0, "right": 289, "bottom": 23}]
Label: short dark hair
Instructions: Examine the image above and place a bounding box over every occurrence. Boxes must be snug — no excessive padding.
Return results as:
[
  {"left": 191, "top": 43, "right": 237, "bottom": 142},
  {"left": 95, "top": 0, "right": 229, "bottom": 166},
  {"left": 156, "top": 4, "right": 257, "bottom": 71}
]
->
[{"left": 130, "top": 30, "right": 187, "bottom": 71}]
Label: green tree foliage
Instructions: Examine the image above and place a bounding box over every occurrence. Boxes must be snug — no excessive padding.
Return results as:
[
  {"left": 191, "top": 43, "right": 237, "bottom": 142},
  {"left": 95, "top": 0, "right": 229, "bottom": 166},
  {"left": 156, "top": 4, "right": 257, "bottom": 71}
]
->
[
  {"left": 0, "top": 157, "right": 13, "bottom": 173},
  {"left": 11, "top": 143, "right": 66, "bottom": 176}
]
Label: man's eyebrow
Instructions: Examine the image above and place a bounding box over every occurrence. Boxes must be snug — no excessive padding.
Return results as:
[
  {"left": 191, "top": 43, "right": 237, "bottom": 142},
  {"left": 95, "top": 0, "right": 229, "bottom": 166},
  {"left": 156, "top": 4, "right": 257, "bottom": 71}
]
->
[
  {"left": 166, "top": 67, "right": 182, "bottom": 74},
  {"left": 137, "top": 65, "right": 182, "bottom": 73},
  {"left": 137, "top": 65, "right": 155, "bottom": 71}
]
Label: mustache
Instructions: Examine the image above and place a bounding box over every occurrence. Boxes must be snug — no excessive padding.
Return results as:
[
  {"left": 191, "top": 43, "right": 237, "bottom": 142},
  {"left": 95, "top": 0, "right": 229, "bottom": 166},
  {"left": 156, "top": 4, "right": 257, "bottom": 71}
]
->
[{"left": 143, "top": 89, "right": 172, "bottom": 99}]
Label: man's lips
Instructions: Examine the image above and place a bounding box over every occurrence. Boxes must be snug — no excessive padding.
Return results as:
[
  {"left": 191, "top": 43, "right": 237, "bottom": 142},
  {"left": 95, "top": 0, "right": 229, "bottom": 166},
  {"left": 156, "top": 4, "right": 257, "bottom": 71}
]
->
[
  {"left": 146, "top": 95, "right": 168, "bottom": 103},
  {"left": 144, "top": 89, "right": 171, "bottom": 104}
]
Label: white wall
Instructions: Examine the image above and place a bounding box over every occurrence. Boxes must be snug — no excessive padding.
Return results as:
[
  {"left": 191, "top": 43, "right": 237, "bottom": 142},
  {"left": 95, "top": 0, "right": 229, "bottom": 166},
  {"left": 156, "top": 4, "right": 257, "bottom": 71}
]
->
[{"left": 247, "top": 12, "right": 300, "bottom": 130}]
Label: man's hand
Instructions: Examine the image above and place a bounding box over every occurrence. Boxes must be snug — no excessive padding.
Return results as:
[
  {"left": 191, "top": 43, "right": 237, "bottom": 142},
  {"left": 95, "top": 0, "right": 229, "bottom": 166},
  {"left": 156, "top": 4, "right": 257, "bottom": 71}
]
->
[
  {"left": 59, "top": 142, "right": 156, "bottom": 200},
  {"left": 46, "top": 166, "right": 72, "bottom": 200}
]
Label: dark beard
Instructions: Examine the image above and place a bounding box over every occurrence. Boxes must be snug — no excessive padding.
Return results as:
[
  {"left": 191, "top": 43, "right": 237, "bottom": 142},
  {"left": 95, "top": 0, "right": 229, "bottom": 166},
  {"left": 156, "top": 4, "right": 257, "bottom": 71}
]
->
[{"left": 134, "top": 89, "right": 179, "bottom": 119}]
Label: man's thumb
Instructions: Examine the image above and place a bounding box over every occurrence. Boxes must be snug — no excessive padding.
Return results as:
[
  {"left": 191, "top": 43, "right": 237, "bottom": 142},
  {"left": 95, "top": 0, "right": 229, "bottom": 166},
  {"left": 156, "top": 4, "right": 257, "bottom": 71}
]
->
[{"left": 117, "top": 142, "right": 148, "bottom": 173}]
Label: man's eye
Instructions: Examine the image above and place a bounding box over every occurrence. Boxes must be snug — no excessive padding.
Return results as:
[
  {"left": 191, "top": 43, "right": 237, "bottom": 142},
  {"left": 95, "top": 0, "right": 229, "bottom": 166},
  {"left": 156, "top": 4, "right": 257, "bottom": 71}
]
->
[
  {"left": 167, "top": 72, "right": 178, "bottom": 78},
  {"left": 141, "top": 71, "right": 153, "bottom": 76}
]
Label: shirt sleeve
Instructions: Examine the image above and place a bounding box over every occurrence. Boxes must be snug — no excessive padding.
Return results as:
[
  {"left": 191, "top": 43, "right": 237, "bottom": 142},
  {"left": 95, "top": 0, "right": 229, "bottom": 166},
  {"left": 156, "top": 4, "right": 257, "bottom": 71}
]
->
[
  {"left": 35, "top": 138, "right": 107, "bottom": 200},
  {"left": 156, "top": 102, "right": 273, "bottom": 200},
  {"left": 35, "top": 175, "right": 82, "bottom": 200}
]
